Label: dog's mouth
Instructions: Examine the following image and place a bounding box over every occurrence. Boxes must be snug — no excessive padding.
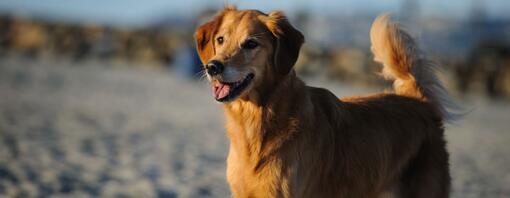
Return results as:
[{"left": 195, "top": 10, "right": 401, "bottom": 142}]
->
[{"left": 212, "top": 73, "right": 255, "bottom": 102}]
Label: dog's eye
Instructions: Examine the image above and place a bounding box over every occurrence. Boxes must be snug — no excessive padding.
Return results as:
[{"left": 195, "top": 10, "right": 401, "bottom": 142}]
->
[
  {"left": 242, "top": 40, "right": 258, "bottom": 50},
  {"left": 217, "top": 36, "right": 224, "bottom": 45}
]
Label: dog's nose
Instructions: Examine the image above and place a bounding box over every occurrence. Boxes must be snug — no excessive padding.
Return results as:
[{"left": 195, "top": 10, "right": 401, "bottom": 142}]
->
[{"left": 205, "top": 60, "right": 224, "bottom": 76}]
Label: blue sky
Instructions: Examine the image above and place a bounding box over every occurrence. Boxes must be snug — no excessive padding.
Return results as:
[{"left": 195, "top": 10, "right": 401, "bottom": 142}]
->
[{"left": 0, "top": 0, "right": 509, "bottom": 26}]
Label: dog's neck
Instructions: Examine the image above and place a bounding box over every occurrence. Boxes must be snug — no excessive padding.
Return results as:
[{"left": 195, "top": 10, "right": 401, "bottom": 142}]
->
[{"left": 224, "top": 71, "right": 308, "bottom": 170}]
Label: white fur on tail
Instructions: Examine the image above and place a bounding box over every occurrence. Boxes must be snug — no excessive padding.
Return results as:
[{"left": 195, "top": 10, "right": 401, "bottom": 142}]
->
[{"left": 370, "top": 14, "right": 461, "bottom": 121}]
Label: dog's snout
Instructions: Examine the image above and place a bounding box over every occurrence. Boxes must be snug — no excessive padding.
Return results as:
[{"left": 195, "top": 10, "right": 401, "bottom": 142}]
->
[{"left": 206, "top": 60, "right": 225, "bottom": 76}]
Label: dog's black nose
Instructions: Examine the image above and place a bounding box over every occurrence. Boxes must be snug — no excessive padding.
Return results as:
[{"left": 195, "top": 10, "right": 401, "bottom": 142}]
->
[{"left": 205, "top": 60, "right": 224, "bottom": 76}]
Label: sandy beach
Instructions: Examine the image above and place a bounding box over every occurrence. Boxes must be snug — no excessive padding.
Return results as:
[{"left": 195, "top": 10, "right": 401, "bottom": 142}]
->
[{"left": 0, "top": 57, "right": 509, "bottom": 197}]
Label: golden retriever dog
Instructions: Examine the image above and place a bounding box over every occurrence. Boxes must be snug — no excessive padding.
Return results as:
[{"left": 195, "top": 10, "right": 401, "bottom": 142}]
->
[{"left": 195, "top": 6, "right": 459, "bottom": 198}]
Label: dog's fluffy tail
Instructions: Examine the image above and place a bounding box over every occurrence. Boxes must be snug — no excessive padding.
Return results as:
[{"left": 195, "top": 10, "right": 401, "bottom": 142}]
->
[{"left": 370, "top": 14, "right": 461, "bottom": 121}]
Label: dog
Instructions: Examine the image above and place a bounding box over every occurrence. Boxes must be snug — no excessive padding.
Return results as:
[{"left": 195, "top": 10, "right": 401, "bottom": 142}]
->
[{"left": 195, "top": 6, "right": 458, "bottom": 198}]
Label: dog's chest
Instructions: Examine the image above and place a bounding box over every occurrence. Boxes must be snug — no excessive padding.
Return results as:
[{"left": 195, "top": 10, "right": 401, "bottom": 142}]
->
[{"left": 226, "top": 148, "right": 291, "bottom": 198}]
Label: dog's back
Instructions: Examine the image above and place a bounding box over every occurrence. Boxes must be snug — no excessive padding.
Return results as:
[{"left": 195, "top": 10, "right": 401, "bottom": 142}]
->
[
  {"left": 307, "top": 14, "right": 456, "bottom": 197},
  {"left": 283, "top": 15, "right": 456, "bottom": 197},
  {"left": 294, "top": 86, "right": 449, "bottom": 197}
]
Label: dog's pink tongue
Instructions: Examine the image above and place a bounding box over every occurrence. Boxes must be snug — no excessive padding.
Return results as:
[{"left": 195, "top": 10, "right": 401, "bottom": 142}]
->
[{"left": 213, "top": 82, "right": 231, "bottom": 99}]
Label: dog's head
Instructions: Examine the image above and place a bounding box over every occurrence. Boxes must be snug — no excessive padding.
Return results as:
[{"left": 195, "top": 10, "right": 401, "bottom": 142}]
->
[{"left": 194, "top": 6, "right": 304, "bottom": 103}]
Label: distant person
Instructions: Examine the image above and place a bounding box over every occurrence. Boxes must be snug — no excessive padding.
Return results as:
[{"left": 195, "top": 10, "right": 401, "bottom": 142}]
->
[{"left": 174, "top": 42, "right": 202, "bottom": 79}]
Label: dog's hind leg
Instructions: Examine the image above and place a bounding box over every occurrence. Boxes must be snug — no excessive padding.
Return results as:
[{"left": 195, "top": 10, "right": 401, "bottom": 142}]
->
[{"left": 398, "top": 135, "right": 450, "bottom": 198}]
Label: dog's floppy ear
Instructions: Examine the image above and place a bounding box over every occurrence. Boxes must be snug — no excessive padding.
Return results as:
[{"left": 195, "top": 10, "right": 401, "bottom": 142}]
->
[
  {"left": 194, "top": 6, "right": 236, "bottom": 64},
  {"left": 195, "top": 19, "right": 220, "bottom": 64},
  {"left": 265, "top": 11, "right": 305, "bottom": 75}
]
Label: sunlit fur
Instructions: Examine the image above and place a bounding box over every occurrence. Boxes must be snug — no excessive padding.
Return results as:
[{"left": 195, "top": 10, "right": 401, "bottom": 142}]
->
[
  {"left": 370, "top": 14, "right": 462, "bottom": 121},
  {"left": 195, "top": 7, "right": 453, "bottom": 198}
]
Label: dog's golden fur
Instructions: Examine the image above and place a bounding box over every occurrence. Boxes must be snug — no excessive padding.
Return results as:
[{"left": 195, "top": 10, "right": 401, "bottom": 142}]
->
[{"left": 195, "top": 6, "right": 455, "bottom": 198}]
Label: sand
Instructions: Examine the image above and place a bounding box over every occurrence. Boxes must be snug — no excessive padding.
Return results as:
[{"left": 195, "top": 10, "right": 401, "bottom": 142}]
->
[{"left": 0, "top": 57, "right": 509, "bottom": 197}]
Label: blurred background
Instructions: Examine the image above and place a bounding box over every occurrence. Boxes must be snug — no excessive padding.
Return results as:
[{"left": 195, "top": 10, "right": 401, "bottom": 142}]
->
[{"left": 0, "top": 0, "right": 509, "bottom": 197}]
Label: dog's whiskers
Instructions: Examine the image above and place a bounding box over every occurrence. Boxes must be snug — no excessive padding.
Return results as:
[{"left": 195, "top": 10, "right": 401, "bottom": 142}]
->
[{"left": 193, "top": 68, "right": 209, "bottom": 83}]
